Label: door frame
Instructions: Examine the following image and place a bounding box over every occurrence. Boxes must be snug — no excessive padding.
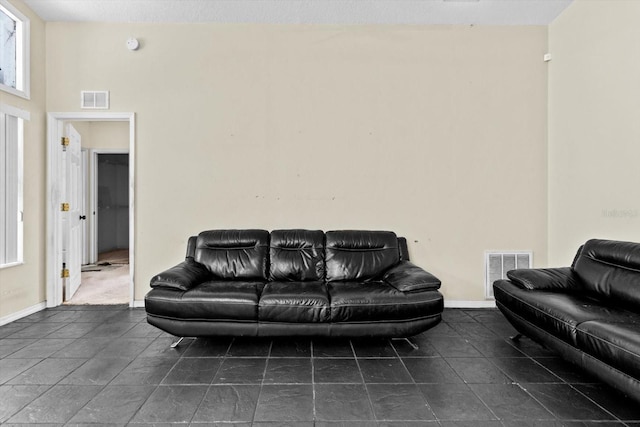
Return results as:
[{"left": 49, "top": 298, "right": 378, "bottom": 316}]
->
[
  {"left": 46, "top": 112, "right": 135, "bottom": 307},
  {"left": 81, "top": 148, "right": 89, "bottom": 265},
  {"left": 90, "top": 149, "right": 129, "bottom": 264}
]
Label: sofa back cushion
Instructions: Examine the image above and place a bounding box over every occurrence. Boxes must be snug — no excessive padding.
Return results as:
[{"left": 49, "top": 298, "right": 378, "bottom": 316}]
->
[
  {"left": 325, "top": 230, "right": 399, "bottom": 282},
  {"left": 269, "top": 229, "right": 325, "bottom": 281},
  {"left": 194, "top": 229, "right": 269, "bottom": 280},
  {"left": 573, "top": 238, "right": 640, "bottom": 310}
]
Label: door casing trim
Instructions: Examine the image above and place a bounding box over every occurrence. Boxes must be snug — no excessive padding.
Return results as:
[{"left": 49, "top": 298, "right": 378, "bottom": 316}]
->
[{"left": 46, "top": 112, "right": 135, "bottom": 307}]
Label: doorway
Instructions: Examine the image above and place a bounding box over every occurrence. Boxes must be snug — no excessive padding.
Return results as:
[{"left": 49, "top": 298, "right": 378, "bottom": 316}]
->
[
  {"left": 70, "top": 149, "right": 130, "bottom": 305},
  {"left": 95, "top": 152, "right": 129, "bottom": 261},
  {"left": 46, "top": 112, "right": 135, "bottom": 308}
]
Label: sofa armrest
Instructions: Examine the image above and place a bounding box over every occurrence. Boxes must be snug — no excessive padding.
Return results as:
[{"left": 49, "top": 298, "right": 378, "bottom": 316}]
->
[
  {"left": 150, "top": 258, "right": 213, "bottom": 291},
  {"left": 384, "top": 261, "right": 441, "bottom": 292},
  {"left": 506, "top": 267, "right": 581, "bottom": 291}
]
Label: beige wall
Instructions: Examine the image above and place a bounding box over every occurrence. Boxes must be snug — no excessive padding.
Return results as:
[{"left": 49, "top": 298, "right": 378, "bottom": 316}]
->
[
  {"left": 45, "top": 23, "right": 549, "bottom": 302},
  {"left": 0, "top": 0, "right": 47, "bottom": 318},
  {"left": 5, "top": 0, "right": 637, "bottom": 319},
  {"left": 548, "top": 0, "right": 640, "bottom": 265},
  {"left": 68, "top": 121, "right": 129, "bottom": 150}
]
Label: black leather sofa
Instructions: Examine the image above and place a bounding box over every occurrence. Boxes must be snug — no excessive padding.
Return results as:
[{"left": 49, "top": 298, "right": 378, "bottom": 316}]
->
[
  {"left": 145, "top": 229, "right": 443, "bottom": 341},
  {"left": 494, "top": 238, "right": 640, "bottom": 403}
]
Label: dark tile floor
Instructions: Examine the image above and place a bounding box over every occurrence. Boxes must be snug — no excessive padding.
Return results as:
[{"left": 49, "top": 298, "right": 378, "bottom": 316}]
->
[{"left": 0, "top": 306, "right": 639, "bottom": 426}]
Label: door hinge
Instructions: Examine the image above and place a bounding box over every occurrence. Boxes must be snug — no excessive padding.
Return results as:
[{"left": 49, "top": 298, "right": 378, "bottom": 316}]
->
[
  {"left": 61, "top": 203, "right": 70, "bottom": 212},
  {"left": 61, "top": 262, "right": 69, "bottom": 278},
  {"left": 61, "top": 137, "right": 69, "bottom": 147}
]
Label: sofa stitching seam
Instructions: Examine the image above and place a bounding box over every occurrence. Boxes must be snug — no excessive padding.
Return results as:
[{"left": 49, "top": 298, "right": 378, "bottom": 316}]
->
[
  {"left": 576, "top": 328, "right": 640, "bottom": 359},
  {"left": 496, "top": 289, "right": 577, "bottom": 332},
  {"left": 583, "top": 254, "right": 640, "bottom": 274}
]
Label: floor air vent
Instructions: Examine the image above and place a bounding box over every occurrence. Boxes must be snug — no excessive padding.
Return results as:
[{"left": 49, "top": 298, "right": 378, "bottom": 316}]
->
[
  {"left": 81, "top": 91, "right": 109, "bottom": 109},
  {"left": 485, "top": 251, "right": 532, "bottom": 298}
]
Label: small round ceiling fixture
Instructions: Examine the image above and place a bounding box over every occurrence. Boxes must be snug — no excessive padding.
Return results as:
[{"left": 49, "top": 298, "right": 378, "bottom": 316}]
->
[{"left": 126, "top": 38, "right": 140, "bottom": 51}]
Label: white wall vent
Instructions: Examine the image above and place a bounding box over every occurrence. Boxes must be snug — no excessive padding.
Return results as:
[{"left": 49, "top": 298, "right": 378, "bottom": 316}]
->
[
  {"left": 81, "top": 91, "right": 109, "bottom": 109},
  {"left": 485, "top": 251, "right": 532, "bottom": 299}
]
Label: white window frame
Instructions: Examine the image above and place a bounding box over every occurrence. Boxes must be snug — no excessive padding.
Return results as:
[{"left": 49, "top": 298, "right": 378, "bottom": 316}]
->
[
  {"left": 0, "top": 0, "right": 30, "bottom": 99},
  {"left": 0, "top": 103, "right": 28, "bottom": 269}
]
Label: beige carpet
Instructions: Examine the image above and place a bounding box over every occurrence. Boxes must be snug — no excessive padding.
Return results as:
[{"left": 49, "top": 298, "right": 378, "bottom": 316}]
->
[{"left": 66, "top": 249, "right": 130, "bottom": 305}]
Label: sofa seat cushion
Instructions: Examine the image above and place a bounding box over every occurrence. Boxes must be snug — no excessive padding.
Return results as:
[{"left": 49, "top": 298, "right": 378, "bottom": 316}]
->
[
  {"left": 145, "top": 281, "right": 264, "bottom": 321},
  {"left": 259, "top": 281, "right": 330, "bottom": 323},
  {"left": 576, "top": 315, "right": 640, "bottom": 380},
  {"left": 493, "top": 280, "right": 619, "bottom": 346},
  {"left": 328, "top": 281, "right": 442, "bottom": 323}
]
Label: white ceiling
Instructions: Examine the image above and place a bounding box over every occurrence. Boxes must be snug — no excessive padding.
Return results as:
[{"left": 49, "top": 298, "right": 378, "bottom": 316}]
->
[{"left": 23, "top": 0, "right": 573, "bottom": 25}]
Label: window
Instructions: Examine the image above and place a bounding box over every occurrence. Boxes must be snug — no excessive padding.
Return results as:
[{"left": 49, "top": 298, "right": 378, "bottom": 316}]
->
[
  {"left": 0, "top": 0, "right": 29, "bottom": 99},
  {"left": 0, "top": 104, "right": 27, "bottom": 268}
]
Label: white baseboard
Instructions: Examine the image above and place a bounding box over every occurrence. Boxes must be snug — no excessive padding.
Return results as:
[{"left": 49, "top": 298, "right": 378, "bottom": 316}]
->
[
  {"left": 0, "top": 302, "right": 47, "bottom": 326},
  {"left": 444, "top": 300, "right": 496, "bottom": 309},
  {"left": 133, "top": 300, "right": 145, "bottom": 308}
]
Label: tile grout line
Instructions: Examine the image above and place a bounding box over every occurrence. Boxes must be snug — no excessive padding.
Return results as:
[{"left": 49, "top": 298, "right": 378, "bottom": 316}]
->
[
  {"left": 438, "top": 319, "right": 504, "bottom": 424},
  {"left": 310, "top": 339, "right": 317, "bottom": 423},
  {"left": 186, "top": 345, "right": 217, "bottom": 425},
  {"left": 119, "top": 334, "right": 190, "bottom": 424},
  {"left": 391, "top": 336, "right": 438, "bottom": 421},
  {"left": 500, "top": 331, "right": 590, "bottom": 423},
  {"left": 525, "top": 353, "right": 627, "bottom": 422},
  {"left": 0, "top": 383, "right": 55, "bottom": 423},
  {"left": 248, "top": 338, "right": 272, "bottom": 425},
  {"left": 455, "top": 312, "right": 630, "bottom": 424},
  {"left": 51, "top": 354, "right": 109, "bottom": 425},
  {"left": 187, "top": 336, "right": 235, "bottom": 423},
  {"left": 350, "top": 339, "right": 378, "bottom": 423},
  {"left": 121, "top": 379, "right": 167, "bottom": 422}
]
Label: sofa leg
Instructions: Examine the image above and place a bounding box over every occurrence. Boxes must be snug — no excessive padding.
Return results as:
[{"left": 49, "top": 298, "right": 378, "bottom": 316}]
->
[
  {"left": 170, "top": 337, "right": 185, "bottom": 348},
  {"left": 510, "top": 333, "right": 523, "bottom": 341},
  {"left": 393, "top": 337, "right": 419, "bottom": 350},
  {"left": 405, "top": 338, "right": 419, "bottom": 350}
]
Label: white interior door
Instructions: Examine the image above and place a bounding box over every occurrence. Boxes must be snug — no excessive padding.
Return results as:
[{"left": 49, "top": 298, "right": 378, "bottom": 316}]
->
[{"left": 62, "top": 124, "right": 83, "bottom": 301}]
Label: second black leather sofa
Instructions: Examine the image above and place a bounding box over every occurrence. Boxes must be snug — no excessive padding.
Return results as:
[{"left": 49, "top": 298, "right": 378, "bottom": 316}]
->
[{"left": 494, "top": 238, "right": 640, "bottom": 403}]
